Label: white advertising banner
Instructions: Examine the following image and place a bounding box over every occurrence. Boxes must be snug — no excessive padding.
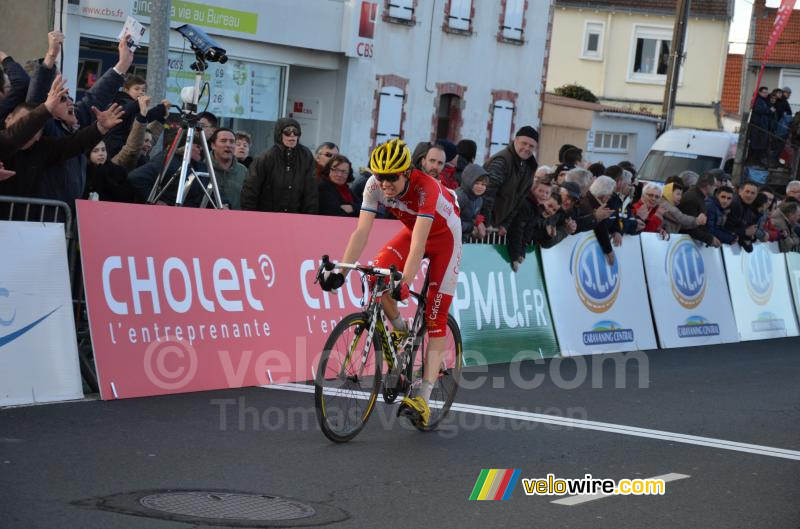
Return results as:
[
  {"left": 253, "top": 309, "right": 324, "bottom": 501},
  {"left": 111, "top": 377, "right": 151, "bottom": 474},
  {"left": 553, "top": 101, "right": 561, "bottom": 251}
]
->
[
  {"left": 541, "top": 232, "right": 657, "bottom": 355},
  {"left": 787, "top": 253, "right": 800, "bottom": 320},
  {"left": 0, "top": 222, "right": 83, "bottom": 406},
  {"left": 722, "top": 243, "right": 800, "bottom": 341},
  {"left": 640, "top": 234, "right": 738, "bottom": 348}
]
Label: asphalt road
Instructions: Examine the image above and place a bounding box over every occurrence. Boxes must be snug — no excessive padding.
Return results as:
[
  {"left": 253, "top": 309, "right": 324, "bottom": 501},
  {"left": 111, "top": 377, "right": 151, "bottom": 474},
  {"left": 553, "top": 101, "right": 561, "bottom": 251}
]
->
[{"left": 1, "top": 338, "right": 799, "bottom": 529}]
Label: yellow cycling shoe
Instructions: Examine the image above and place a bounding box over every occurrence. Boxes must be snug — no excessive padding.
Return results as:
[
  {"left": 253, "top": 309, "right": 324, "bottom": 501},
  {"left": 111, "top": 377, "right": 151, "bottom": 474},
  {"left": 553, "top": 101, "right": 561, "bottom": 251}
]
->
[{"left": 398, "top": 395, "right": 430, "bottom": 427}]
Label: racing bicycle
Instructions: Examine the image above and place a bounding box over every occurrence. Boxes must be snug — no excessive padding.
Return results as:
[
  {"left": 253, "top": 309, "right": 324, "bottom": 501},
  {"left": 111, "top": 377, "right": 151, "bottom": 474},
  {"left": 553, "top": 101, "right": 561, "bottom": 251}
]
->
[{"left": 313, "top": 255, "right": 463, "bottom": 443}]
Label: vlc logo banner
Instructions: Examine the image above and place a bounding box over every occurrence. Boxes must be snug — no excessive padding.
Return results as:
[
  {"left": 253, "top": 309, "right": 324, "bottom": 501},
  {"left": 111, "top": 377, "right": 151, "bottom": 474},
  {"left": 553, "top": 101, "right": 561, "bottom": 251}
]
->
[{"left": 541, "top": 232, "right": 656, "bottom": 355}]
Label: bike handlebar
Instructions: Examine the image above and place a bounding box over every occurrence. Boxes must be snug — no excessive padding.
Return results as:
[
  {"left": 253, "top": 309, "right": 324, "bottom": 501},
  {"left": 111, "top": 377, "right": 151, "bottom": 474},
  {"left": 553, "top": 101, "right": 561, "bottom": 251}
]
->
[{"left": 320, "top": 255, "right": 403, "bottom": 281}]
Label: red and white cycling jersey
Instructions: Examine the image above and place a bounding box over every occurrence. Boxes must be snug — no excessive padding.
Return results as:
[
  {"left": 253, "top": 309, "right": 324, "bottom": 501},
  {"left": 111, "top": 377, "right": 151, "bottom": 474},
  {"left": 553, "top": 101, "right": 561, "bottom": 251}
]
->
[
  {"left": 361, "top": 169, "right": 462, "bottom": 337},
  {"left": 361, "top": 169, "right": 461, "bottom": 240}
]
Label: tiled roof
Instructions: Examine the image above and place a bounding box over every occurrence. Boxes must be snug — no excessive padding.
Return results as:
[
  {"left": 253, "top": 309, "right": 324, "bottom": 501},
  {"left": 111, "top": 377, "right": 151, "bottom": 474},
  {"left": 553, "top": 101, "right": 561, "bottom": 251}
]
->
[
  {"left": 545, "top": 93, "right": 662, "bottom": 119},
  {"left": 555, "top": 0, "right": 732, "bottom": 19},
  {"left": 721, "top": 54, "right": 743, "bottom": 114},
  {"left": 753, "top": 0, "right": 800, "bottom": 65}
]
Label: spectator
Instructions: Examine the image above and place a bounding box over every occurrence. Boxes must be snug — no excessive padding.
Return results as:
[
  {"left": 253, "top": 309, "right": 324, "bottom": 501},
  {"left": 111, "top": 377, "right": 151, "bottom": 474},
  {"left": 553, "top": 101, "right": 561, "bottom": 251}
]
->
[
  {"left": 84, "top": 140, "right": 135, "bottom": 202},
  {"left": 554, "top": 163, "right": 571, "bottom": 185},
  {"left": 770, "top": 201, "right": 800, "bottom": 252},
  {"left": 1, "top": 84, "right": 124, "bottom": 202},
  {"left": 726, "top": 181, "right": 761, "bottom": 251},
  {"left": 140, "top": 129, "right": 155, "bottom": 165},
  {"left": 559, "top": 181, "right": 594, "bottom": 233},
  {"left": 454, "top": 138, "right": 477, "bottom": 183},
  {"left": 507, "top": 179, "right": 553, "bottom": 266},
  {"left": 785, "top": 180, "right": 800, "bottom": 203},
  {"left": 314, "top": 141, "right": 339, "bottom": 179},
  {"left": 534, "top": 165, "right": 553, "bottom": 183},
  {"left": 240, "top": 117, "right": 318, "bottom": 213},
  {"left": 564, "top": 167, "right": 593, "bottom": 195},
  {"left": 536, "top": 193, "right": 577, "bottom": 249},
  {"left": 579, "top": 175, "right": 618, "bottom": 265},
  {"left": 103, "top": 74, "right": 147, "bottom": 158},
  {"left": 481, "top": 126, "right": 539, "bottom": 234},
  {"left": 563, "top": 147, "right": 583, "bottom": 169},
  {"left": 456, "top": 163, "right": 489, "bottom": 242},
  {"left": 128, "top": 135, "right": 213, "bottom": 207},
  {"left": 436, "top": 139, "right": 459, "bottom": 189},
  {"left": 209, "top": 128, "right": 247, "bottom": 210},
  {"left": 679, "top": 170, "right": 699, "bottom": 188},
  {"left": 0, "top": 50, "right": 31, "bottom": 123},
  {"left": 753, "top": 192, "right": 781, "bottom": 242},
  {"left": 234, "top": 131, "right": 253, "bottom": 168},
  {"left": 679, "top": 170, "right": 721, "bottom": 247},
  {"left": 412, "top": 142, "right": 447, "bottom": 181},
  {"left": 318, "top": 153, "right": 358, "bottom": 217},
  {"left": 558, "top": 143, "right": 578, "bottom": 164},
  {"left": 197, "top": 111, "right": 218, "bottom": 137},
  {"left": 632, "top": 183, "right": 667, "bottom": 235},
  {"left": 750, "top": 86, "right": 772, "bottom": 166},
  {"left": 705, "top": 186, "right": 738, "bottom": 245},
  {"left": 619, "top": 160, "right": 641, "bottom": 203},
  {"left": 0, "top": 74, "right": 66, "bottom": 155},
  {"left": 587, "top": 162, "right": 605, "bottom": 178},
  {"left": 660, "top": 181, "right": 707, "bottom": 234},
  {"left": 605, "top": 165, "right": 642, "bottom": 235}
]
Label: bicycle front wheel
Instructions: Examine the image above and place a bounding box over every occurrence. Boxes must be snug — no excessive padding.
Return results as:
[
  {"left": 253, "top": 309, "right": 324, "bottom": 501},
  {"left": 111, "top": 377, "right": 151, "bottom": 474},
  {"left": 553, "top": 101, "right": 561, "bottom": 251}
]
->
[
  {"left": 413, "top": 314, "right": 463, "bottom": 431},
  {"left": 314, "top": 313, "right": 382, "bottom": 443}
]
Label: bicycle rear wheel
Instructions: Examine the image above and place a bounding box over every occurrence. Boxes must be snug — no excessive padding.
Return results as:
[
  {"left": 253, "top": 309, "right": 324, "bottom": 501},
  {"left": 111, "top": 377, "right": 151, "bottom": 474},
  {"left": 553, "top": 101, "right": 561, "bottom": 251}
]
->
[
  {"left": 315, "top": 313, "right": 382, "bottom": 443},
  {"left": 411, "top": 315, "right": 463, "bottom": 431}
]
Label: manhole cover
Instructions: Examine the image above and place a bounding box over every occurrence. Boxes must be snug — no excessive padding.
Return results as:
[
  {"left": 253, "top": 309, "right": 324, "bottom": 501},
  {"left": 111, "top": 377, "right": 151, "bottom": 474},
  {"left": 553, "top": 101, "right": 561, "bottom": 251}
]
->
[
  {"left": 73, "top": 489, "right": 350, "bottom": 527},
  {"left": 139, "top": 492, "right": 315, "bottom": 521}
]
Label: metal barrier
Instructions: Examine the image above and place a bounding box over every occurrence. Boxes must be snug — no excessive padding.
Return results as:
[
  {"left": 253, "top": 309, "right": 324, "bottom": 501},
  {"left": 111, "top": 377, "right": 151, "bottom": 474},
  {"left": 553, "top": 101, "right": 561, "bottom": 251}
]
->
[
  {"left": 466, "top": 227, "right": 507, "bottom": 246},
  {"left": 0, "top": 195, "right": 98, "bottom": 392}
]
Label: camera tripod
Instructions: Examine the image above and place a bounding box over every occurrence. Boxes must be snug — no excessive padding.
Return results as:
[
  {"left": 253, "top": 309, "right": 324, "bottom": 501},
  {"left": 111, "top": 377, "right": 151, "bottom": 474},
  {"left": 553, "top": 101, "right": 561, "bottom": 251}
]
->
[{"left": 146, "top": 54, "right": 223, "bottom": 208}]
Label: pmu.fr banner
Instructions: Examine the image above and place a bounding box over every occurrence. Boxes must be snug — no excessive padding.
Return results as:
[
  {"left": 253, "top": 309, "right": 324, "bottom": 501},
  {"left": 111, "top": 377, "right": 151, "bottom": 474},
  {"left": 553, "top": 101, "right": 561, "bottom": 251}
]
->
[
  {"left": 0, "top": 222, "right": 83, "bottom": 406},
  {"left": 77, "top": 200, "right": 423, "bottom": 400},
  {"left": 787, "top": 253, "right": 800, "bottom": 320},
  {"left": 452, "top": 245, "right": 558, "bottom": 365},
  {"left": 541, "top": 232, "right": 657, "bottom": 355},
  {"left": 722, "top": 243, "right": 799, "bottom": 341},
  {"left": 640, "top": 234, "right": 738, "bottom": 348}
]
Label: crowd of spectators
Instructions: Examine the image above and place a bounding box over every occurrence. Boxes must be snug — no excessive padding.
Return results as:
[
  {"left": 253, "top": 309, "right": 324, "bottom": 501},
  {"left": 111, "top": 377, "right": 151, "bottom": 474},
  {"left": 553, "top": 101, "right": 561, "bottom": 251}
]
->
[{"left": 1, "top": 31, "right": 799, "bottom": 261}]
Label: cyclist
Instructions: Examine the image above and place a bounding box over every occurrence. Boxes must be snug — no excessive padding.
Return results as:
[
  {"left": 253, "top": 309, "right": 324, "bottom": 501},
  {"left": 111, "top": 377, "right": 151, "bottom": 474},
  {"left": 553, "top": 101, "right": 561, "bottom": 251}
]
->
[{"left": 320, "top": 138, "right": 462, "bottom": 427}]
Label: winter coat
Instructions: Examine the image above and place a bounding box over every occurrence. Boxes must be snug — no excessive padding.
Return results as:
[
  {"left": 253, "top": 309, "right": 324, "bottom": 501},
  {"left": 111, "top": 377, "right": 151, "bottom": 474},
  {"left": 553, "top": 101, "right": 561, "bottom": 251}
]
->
[
  {"left": 318, "top": 179, "right": 359, "bottom": 217},
  {"left": 455, "top": 164, "right": 487, "bottom": 241},
  {"left": 660, "top": 199, "right": 699, "bottom": 233},
  {"left": 578, "top": 192, "right": 614, "bottom": 255},
  {"left": 102, "top": 91, "right": 142, "bottom": 159},
  {"left": 770, "top": 209, "right": 800, "bottom": 252},
  {"left": 240, "top": 117, "right": 318, "bottom": 214},
  {"left": 606, "top": 192, "right": 639, "bottom": 234},
  {"left": 84, "top": 161, "right": 135, "bottom": 202},
  {"left": 750, "top": 96, "right": 772, "bottom": 151},
  {"left": 631, "top": 200, "right": 663, "bottom": 232},
  {"left": 725, "top": 194, "right": 760, "bottom": 243},
  {"left": 506, "top": 195, "right": 542, "bottom": 262},
  {"left": 678, "top": 186, "right": 715, "bottom": 245},
  {"left": 127, "top": 149, "right": 213, "bottom": 207},
  {"left": 211, "top": 156, "right": 248, "bottom": 210},
  {"left": 0, "top": 103, "right": 51, "bottom": 155},
  {"left": 704, "top": 196, "right": 737, "bottom": 244},
  {"left": 0, "top": 56, "right": 29, "bottom": 123},
  {"left": 481, "top": 144, "right": 537, "bottom": 228}
]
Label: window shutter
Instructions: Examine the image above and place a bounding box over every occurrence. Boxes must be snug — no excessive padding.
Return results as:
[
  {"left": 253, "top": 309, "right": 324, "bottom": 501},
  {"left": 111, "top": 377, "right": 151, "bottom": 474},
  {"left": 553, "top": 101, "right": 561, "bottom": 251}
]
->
[
  {"left": 502, "top": 0, "right": 524, "bottom": 40},
  {"left": 376, "top": 86, "right": 404, "bottom": 144},
  {"left": 448, "top": 0, "right": 471, "bottom": 31},
  {"left": 489, "top": 100, "right": 514, "bottom": 156},
  {"left": 388, "top": 0, "right": 414, "bottom": 20}
]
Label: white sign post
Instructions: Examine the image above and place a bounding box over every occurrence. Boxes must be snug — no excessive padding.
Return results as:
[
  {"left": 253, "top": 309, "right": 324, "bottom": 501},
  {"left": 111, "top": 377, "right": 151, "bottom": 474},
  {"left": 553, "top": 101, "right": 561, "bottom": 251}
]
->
[
  {"left": 541, "top": 232, "right": 657, "bottom": 356},
  {"left": 640, "top": 234, "right": 738, "bottom": 348},
  {"left": 0, "top": 223, "right": 83, "bottom": 406},
  {"left": 722, "top": 243, "right": 799, "bottom": 341}
]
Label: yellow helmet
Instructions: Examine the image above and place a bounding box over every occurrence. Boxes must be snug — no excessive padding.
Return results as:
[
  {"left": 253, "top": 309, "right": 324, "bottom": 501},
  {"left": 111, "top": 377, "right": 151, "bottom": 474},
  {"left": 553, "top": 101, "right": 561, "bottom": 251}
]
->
[{"left": 369, "top": 138, "right": 411, "bottom": 175}]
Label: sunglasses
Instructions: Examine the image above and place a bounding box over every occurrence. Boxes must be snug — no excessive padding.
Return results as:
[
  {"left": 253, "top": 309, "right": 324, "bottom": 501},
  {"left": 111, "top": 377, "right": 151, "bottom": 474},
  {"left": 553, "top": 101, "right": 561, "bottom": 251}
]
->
[
  {"left": 282, "top": 128, "right": 299, "bottom": 137},
  {"left": 375, "top": 173, "right": 402, "bottom": 183}
]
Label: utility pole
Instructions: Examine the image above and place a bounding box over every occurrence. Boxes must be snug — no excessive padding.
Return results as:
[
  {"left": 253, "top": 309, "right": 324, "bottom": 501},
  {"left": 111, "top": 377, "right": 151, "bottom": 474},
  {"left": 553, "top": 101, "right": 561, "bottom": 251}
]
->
[
  {"left": 145, "top": 0, "right": 171, "bottom": 102},
  {"left": 662, "top": 0, "right": 691, "bottom": 132}
]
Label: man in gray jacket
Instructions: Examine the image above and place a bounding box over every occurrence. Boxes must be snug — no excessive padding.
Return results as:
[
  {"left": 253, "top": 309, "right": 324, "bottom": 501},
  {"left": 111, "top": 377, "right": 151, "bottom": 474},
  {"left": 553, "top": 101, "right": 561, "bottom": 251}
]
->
[
  {"left": 240, "top": 117, "right": 318, "bottom": 214},
  {"left": 480, "top": 125, "right": 539, "bottom": 234}
]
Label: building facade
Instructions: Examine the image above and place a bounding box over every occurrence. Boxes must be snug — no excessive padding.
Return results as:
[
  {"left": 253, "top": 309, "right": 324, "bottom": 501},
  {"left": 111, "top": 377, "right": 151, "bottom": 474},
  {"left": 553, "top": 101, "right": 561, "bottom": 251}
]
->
[
  {"left": 24, "top": 0, "right": 553, "bottom": 168},
  {"left": 547, "top": 0, "right": 732, "bottom": 131}
]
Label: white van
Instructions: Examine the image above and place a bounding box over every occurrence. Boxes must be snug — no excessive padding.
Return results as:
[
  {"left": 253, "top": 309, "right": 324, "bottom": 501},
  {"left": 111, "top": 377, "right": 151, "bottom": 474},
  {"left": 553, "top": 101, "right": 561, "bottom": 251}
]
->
[{"left": 637, "top": 129, "right": 738, "bottom": 183}]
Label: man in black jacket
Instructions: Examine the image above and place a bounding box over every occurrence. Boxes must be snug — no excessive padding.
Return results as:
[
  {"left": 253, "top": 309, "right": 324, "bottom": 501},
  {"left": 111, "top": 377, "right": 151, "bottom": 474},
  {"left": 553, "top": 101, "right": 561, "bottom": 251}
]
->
[
  {"left": 677, "top": 170, "right": 721, "bottom": 247},
  {"left": 240, "top": 117, "right": 318, "bottom": 214},
  {"left": 480, "top": 125, "right": 539, "bottom": 234}
]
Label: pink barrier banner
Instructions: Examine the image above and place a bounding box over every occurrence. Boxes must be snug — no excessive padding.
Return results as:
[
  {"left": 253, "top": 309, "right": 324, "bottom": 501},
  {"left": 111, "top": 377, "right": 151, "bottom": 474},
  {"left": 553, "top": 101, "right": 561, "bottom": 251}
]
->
[{"left": 77, "top": 201, "right": 418, "bottom": 400}]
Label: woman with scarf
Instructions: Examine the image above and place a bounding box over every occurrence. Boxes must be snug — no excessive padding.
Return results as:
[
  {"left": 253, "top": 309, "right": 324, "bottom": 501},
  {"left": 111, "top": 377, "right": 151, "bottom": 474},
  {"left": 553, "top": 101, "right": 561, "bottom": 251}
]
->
[{"left": 318, "top": 153, "right": 359, "bottom": 216}]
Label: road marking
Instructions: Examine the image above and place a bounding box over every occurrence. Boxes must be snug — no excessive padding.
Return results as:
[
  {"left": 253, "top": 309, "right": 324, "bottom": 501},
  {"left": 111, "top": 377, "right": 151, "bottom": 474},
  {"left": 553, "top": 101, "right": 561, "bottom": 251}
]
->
[
  {"left": 551, "top": 473, "right": 691, "bottom": 506},
  {"left": 264, "top": 383, "right": 800, "bottom": 461}
]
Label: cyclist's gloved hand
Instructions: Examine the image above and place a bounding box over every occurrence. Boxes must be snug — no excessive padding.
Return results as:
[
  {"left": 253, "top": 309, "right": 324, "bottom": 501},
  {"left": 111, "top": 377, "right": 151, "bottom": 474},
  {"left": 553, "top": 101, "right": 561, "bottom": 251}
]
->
[
  {"left": 392, "top": 282, "right": 410, "bottom": 302},
  {"left": 321, "top": 272, "right": 345, "bottom": 292}
]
